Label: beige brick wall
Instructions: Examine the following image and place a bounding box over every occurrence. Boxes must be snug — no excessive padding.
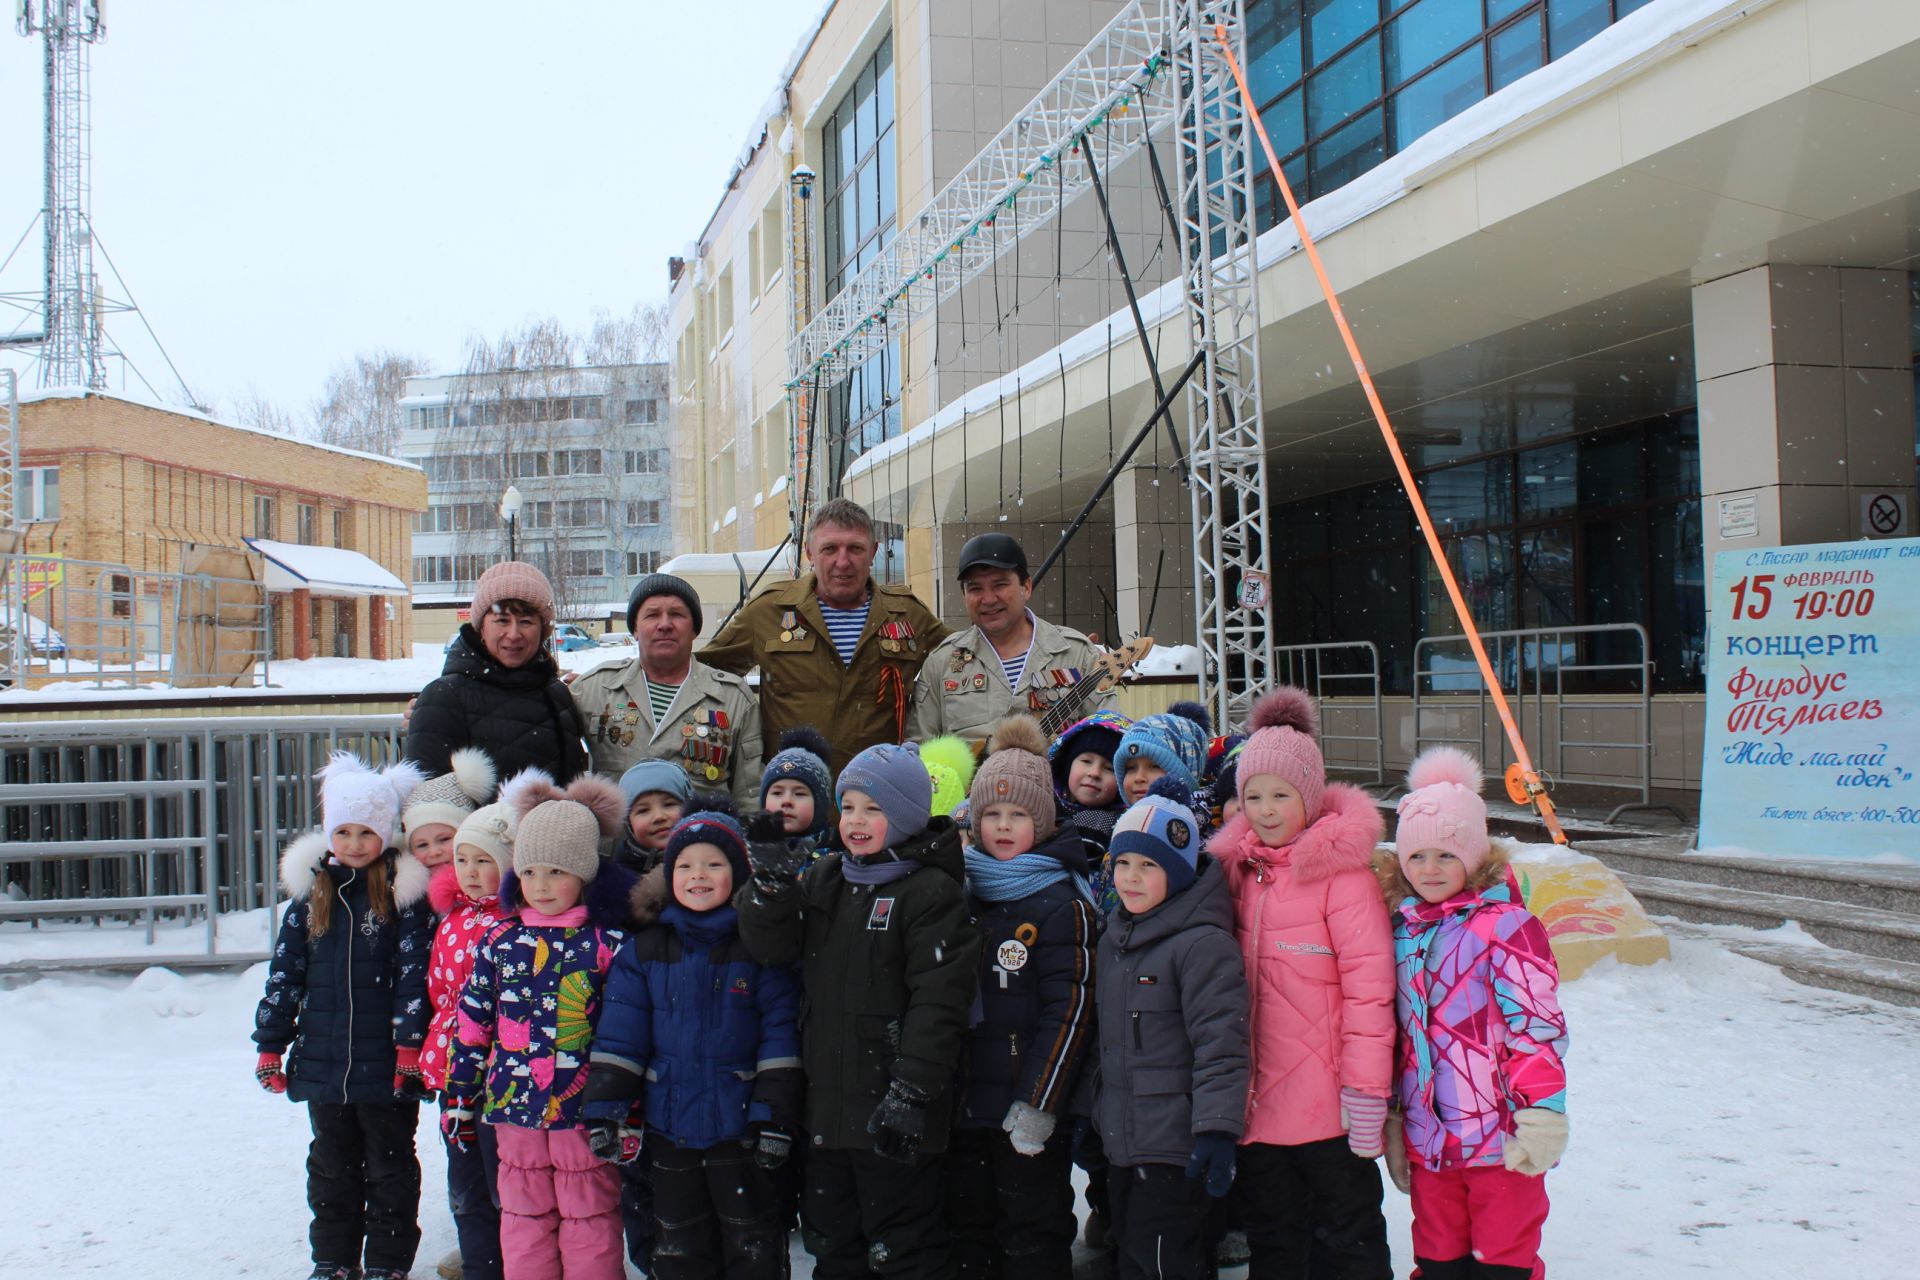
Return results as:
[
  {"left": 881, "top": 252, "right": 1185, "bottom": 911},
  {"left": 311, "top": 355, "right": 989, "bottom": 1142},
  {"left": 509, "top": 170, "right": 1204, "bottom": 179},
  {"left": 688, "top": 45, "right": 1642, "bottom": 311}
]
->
[{"left": 16, "top": 395, "right": 427, "bottom": 660}]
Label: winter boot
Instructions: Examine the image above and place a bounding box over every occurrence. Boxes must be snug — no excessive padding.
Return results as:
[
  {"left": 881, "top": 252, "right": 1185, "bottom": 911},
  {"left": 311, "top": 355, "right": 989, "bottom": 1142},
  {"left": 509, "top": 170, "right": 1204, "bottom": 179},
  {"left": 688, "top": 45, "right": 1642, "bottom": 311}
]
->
[
  {"left": 304, "top": 1267, "right": 361, "bottom": 1280},
  {"left": 1082, "top": 1208, "right": 1112, "bottom": 1252},
  {"left": 434, "top": 1248, "right": 462, "bottom": 1280},
  {"left": 362, "top": 1270, "right": 411, "bottom": 1280},
  {"left": 1214, "top": 1229, "right": 1250, "bottom": 1268}
]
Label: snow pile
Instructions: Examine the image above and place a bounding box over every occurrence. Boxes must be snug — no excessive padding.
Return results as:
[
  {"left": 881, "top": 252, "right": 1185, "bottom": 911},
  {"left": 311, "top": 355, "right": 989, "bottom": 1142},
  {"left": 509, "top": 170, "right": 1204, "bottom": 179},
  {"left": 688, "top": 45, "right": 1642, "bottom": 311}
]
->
[{"left": 0, "top": 933, "right": 1910, "bottom": 1276}]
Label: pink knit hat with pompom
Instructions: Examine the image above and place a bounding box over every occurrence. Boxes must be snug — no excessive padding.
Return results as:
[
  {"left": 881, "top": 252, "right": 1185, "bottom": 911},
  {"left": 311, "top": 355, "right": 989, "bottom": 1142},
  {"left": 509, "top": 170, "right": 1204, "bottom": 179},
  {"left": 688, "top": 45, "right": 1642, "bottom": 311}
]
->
[
  {"left": 1235, "top": 687, "right": 1326, "bottom": 821},
  {"left": 1393, "top": 748, "right": 1490, "bottom": 874}
]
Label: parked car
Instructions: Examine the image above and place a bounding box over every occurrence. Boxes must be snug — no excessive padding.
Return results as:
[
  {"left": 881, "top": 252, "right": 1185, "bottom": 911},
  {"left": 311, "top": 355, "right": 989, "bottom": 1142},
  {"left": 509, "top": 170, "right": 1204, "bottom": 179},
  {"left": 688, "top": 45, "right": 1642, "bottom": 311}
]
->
[{"left": 550, "top": 624, "right": 597, "bottom": 652}]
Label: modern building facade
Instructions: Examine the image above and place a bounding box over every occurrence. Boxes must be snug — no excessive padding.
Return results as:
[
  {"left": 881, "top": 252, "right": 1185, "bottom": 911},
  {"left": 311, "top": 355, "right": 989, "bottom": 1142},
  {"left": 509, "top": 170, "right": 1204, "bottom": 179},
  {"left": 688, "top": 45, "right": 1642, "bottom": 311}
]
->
[
  {"left": 396, "top": 364, "right": 673, "bottom": 630},
  {"left": 13, "top": 390, "right": 425, "bottom": 664},
  {"left": 666, "top": 0, "right": 1920, "bottom": 797}
]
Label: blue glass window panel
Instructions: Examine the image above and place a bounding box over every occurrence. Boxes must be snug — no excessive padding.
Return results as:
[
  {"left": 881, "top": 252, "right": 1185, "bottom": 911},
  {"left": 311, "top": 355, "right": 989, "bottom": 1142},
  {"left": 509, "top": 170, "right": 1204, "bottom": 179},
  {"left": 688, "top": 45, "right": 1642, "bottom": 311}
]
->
[
  {"left": 1519, "top": 441, "right": 1577, "bottom": 519},
  {"left": 1578, "top": 429, "right": 1646, "bottom": 509},
  {"left": 1310, "top": 106, "right": 1386, "bottom": 196},
  {"left": 1617, "top": 0, "right": 1657, "bottom": 15},
  {"left": 1250, "top": 2, "right": 1305, "bottom": 101},
  {"left": 876, "top": 38, "right": 895, "bottom": 132},
  {"left": 837, "top": 110, "right": 857, "bottom": 184},
  {"left": 1308, "top": 0, "right": 1378, "bottom": 66},
  {"left": 1519, "top": 523, "right": 1576, "bottom": 627},
  {"left": 1391, "top": 44, "right": 1485, "bottom": 147},
  {"left": 1548, "top": 0, "right": 1610, "bottom": 56},
  {"left": 1261, "top": 87, "right": 1306, "bottom": 156},
  {"left": 1385, "top": 0, "right": 1480, "bottom": 86},
  {"left": 877, "top": 133, "right": 897, "bottom": 228},
  {"left": 1308, "top": 36, "right": 1381, "bottom": 137},
  {"left": 1486, "top": 0, "right": 1531, "bottom": 20},
  {"left": 1490, "top": 11, "right": 1544, "bottom": 91},
  {"left": 853, "top": 62, "right": 874, "bottom": 158}
]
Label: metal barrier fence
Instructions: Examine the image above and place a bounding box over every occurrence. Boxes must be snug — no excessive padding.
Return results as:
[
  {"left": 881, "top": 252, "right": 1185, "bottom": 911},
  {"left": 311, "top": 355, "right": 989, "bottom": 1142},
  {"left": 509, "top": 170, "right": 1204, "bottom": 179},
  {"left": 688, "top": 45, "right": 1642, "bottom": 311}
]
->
[
  {"left": 1412, "top": 623, "right": 1656, "bottom": 822},
  {"left": 1, "top": 551, "right": 271, "bottom": 690},
  {"left": 0, "top": 714, "right": 404, "bottom": 968},
  {"left": 1274, "top": 641, "right": 1384, "bottom": 787}
]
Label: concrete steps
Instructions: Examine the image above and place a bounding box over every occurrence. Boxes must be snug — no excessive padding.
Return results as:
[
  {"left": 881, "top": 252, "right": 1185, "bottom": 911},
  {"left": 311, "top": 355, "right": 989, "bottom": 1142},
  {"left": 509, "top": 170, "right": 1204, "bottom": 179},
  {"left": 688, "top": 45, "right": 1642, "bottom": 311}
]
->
[
  {"left": 1590, "top": 839, "right": 1920, "bottom": 915},
  {"left": 1658, "top": 920, "right": 1920, "bottom": 1009},
  {"left": 1613, "top": 871, "right": 1920, "bottom": 964}
]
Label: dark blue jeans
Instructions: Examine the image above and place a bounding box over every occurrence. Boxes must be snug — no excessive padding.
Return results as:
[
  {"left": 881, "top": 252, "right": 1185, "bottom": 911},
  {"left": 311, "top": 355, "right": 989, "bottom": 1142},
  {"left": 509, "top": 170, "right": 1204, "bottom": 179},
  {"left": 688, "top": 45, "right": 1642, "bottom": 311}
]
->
[{"left": 443, "top": 1120, "right": 502, "bottom": 1280}]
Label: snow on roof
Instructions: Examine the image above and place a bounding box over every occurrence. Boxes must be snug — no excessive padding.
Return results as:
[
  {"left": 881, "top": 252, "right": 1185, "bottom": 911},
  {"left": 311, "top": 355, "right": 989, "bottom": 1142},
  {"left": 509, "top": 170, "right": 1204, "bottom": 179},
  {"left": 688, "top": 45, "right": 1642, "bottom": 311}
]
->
[
  {"left": 244, "top": 538, "right": 408, "bottom": 597},
  {"left": 396, "top": 369, "right": 616, "bottom": 407},
  {"left": 660, "top": 545, "right": 798, "bottom": 577},
  {"left": 18, "top": 387, "right": 421, "bottom": 472}
]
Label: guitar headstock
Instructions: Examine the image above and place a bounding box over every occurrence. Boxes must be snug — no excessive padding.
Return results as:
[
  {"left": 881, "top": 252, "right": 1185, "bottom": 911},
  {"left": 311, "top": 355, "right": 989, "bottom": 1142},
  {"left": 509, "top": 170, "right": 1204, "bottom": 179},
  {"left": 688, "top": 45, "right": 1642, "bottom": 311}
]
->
[{"left": 1092, "top": 635, "right": 1154, "bottom": 691}]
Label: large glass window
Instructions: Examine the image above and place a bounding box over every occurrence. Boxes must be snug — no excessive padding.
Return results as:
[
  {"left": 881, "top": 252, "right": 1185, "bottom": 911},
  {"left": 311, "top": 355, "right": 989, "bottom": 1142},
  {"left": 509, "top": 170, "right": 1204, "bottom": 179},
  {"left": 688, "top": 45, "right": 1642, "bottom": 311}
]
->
[
  {"left": 822, "top": 34, "right": 895, "bottom": 301},
  {"left": 1270, "top": 409, "right": 1704, "bottom": 693},
  {"left": 1250, "top": 0, "right": 1651, "bottom": 222}
]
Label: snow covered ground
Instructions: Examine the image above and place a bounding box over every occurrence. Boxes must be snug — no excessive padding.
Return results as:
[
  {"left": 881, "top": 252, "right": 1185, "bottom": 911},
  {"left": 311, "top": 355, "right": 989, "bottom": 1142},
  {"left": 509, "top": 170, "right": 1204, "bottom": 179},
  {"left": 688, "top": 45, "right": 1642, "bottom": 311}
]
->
[{"left": 1, "top": 934, "right": 1912, "bottom": 1278}]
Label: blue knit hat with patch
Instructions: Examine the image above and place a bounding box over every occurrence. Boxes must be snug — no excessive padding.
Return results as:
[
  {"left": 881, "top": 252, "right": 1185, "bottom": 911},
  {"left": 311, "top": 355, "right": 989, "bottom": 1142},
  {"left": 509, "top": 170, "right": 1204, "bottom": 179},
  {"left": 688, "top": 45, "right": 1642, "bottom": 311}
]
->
[
  {"left": 1048, "top": 708, "right": 1133, "bottom": 792},
  {"left": 619, "top": 759, "right": 693, "bottom": 811},
  {"left": 836, "top": 743, "right": 933, "bottom": 843},
  {"left": 1113, "top": 702, "right": 1211, "bottom": 792},
  {"left": 1108, "top": 776, "right": 1203, "bottom": 896},
  {"left": 760, "top": 726, "right": 834, "bottom": 816}
]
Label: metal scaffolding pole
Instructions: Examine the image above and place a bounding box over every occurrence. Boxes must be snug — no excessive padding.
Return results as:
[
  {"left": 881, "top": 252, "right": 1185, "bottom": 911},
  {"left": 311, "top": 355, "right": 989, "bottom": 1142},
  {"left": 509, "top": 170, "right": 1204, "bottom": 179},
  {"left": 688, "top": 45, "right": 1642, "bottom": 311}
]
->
[
  {"left": 1169, "top": 0, "right": 1274, "bottom": 727},
  {"left": 21, "top": 0, "right": 108, "bottom": 390}
]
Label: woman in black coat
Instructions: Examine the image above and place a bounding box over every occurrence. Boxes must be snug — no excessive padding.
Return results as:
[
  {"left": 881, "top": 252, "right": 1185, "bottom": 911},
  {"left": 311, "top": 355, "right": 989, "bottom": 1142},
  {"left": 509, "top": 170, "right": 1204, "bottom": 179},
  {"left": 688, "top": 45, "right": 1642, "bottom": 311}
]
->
[{"left": 405, "top": 560, "right": 590, "bottom": 785}]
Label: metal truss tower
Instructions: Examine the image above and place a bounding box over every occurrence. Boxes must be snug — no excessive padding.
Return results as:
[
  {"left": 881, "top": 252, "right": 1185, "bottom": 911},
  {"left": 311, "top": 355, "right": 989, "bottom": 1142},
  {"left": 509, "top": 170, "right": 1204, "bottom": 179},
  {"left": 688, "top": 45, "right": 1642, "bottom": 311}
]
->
[
  {"left": 0, "top": 368, "right": 23, "bottom": 685},
  {"left": 1168, "top": 1, "right": 1274, "bottom": 727},
  {"left": 18, "top": 0, "right": 108, "bottom": 390},
  {"left": 784, "top": 0, "right": 1274, "bottom": 724}
]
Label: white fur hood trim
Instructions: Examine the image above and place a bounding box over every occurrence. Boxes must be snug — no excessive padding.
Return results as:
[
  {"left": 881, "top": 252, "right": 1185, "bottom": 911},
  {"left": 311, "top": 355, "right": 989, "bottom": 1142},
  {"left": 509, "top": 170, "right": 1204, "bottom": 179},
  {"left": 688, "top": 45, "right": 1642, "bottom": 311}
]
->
[{"left": 279, "top": 828, "right": 431, "bottom": 909}]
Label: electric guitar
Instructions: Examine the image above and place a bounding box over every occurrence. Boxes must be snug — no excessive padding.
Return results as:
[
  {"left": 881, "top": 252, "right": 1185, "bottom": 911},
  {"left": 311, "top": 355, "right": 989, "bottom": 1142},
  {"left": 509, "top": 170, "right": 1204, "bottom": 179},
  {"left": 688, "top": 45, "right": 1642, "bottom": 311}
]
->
[{"left": 1035, "top": 636, "right": 1156, "bottom": 738}]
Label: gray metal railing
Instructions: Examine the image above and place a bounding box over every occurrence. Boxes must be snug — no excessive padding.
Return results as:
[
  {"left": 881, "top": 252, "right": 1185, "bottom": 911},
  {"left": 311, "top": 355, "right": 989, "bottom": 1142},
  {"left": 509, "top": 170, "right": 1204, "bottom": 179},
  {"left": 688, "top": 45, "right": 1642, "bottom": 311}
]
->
[
  {"left": 1274, "top": 641, "right": 1384, "bottom": 787},
  {"left": 1, "top": 714, "right": 404, "bottom": 969},
  {"left": 1412, "top": 623, "right": 1656, "bottom": 822},
  {"left": 1, "top": 551, "right": 271, "bottom": 690}
]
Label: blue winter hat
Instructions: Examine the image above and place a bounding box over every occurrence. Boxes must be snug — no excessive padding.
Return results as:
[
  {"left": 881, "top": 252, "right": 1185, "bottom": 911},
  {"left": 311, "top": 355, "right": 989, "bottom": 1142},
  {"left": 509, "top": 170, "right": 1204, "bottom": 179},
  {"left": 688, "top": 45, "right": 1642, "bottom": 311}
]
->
[
  {"left": 836, "top": 743, "right": 933, "bottom": 843},
  {"left": 664, "top": 804, "right": 750, "bottom": 887},
  {"left": 1114, "top": 703, "right": 1212, "bottom": 792},
  {"left": 1108, "top": 776, "right": 1203, "bottom": 896},
  {"left": 619, "top": 759, "right": 693, "bottom": 810},
  {"left": 761, "top": 725, "right": 834, "bottom": 813}
]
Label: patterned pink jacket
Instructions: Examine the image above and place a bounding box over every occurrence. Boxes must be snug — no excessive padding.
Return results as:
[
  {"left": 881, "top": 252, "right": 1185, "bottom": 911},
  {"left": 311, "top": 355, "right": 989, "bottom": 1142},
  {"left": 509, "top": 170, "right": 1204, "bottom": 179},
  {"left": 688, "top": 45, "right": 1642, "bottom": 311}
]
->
[
  {"left": 1209, "top": 783, "right": 1395, "bottom": 1146},
  {"left": 420, "top": 864, "right": 503, "bottom": 1092},
  {"left": 1389, "top": 866, "right": 1569, "bottom": 1171}
]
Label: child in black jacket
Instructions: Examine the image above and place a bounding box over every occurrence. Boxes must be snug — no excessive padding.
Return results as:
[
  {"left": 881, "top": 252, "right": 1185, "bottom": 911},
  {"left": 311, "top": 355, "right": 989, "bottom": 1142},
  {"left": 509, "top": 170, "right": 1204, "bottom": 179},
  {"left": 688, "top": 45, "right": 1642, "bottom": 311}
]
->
[
  {"left": 951, "top": 716, "right": 1098, "bottom": 1279},
  {"left": 253, "top": 754, "right": 436, "bottom": 1280}
]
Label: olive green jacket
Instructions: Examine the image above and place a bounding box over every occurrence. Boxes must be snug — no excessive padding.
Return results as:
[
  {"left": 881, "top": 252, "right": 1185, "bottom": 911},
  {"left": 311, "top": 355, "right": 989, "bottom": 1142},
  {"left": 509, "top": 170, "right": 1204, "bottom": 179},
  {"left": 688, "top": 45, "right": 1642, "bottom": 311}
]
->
[{"left": 571, "top": 656, "right": 762, "bottom": 809}]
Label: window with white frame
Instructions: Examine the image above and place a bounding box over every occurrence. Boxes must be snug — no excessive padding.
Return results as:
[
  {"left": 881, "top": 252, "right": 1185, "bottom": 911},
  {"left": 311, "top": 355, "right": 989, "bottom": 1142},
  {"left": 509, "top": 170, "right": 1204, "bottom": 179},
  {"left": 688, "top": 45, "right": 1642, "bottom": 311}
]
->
[
  {"left": 625, "top": 549, "right": 662, "bottom": 576},
  {"left": 21, "top": 466, "right": 59, "bottom": 521}
]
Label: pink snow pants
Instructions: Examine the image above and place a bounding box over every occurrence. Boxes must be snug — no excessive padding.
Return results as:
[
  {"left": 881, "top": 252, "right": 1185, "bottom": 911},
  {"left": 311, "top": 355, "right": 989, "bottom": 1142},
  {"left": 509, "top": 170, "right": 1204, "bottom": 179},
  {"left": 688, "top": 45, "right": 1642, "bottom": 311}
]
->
[
  {"left": 493, "top": 1124, "right": 623, "bottom": 1280},
  {"left": 1409, "top": 1163, "right": 1549, "bottom": 1278}
]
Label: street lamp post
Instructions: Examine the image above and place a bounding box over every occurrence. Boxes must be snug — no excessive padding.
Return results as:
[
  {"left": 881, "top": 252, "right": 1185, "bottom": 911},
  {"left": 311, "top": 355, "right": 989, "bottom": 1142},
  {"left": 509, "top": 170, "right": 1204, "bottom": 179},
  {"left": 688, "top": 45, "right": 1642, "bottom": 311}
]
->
[{"left": 500, "top": 484, "right": 524, "bottom": 561}]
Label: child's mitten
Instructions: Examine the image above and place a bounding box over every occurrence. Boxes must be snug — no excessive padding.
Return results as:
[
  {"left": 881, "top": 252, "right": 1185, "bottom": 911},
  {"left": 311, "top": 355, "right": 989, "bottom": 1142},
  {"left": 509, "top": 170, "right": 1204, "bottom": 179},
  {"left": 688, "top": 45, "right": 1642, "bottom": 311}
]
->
[
  {"left": 392, "top": 1046, "right": 427, "bottom": 1100},
  {"left": 867, "top": 1077, "right": 933, "bottom": 1163},
  {"left": 1185, "top": 1131, "right": 1237, "bottom": 1198},
  {"left": 1340, "top": 1087, "right": 1388, "bottom": 1159},
  {"left": 1383, "top": 1113, "right": 1410, "bottom": 1194},
  {"left": 745, "top": 812, "right": 810, "bottom": 897},
  {"left": 440, "top": 1097, "right": 477, "bottom": 1152},
  {"left": 1501, "top": 1108, "right": 1568, "bottom": 1176},
  {"left": 585, "top": 1118, "right": 641, "bottom": 1165},
  {"left": 254, "top": 1051, "right": 287, "bottom": 1094},
  {"left": 1002, "top": 1101, "right": 1056, "bottom": 1157},
  {"left": 749, "top": 1123, "right": 794, "bottom": 1170}
]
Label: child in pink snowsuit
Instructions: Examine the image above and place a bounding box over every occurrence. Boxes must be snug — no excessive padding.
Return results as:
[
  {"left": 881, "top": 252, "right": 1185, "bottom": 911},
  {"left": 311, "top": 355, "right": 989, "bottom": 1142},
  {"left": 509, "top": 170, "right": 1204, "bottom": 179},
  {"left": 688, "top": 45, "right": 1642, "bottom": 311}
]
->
[
  {"left": 1206, "top": 688, "right": 1395, "bottom": 1277},
  {"left": 1383, "top": 748, "right": 1570, "bottom": 1280},
  {"left": 444, "top": 773, "right": 637, "bottom": 1280}
]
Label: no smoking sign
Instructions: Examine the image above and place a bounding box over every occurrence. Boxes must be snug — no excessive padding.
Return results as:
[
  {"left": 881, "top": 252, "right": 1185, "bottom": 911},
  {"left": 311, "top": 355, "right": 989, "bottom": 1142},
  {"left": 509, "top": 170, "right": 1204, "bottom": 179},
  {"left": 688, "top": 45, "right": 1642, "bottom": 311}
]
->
[{"left": 1861, "top": 492, "right": 1909, "bottom": 539}]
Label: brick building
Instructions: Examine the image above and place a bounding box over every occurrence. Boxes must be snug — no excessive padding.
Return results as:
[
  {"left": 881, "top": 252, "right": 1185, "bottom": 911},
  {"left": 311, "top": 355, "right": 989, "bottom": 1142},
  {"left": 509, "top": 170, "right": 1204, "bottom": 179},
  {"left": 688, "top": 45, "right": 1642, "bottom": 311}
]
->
[{"left": 13, "top": 390, "right": 426, "bottom": 663}]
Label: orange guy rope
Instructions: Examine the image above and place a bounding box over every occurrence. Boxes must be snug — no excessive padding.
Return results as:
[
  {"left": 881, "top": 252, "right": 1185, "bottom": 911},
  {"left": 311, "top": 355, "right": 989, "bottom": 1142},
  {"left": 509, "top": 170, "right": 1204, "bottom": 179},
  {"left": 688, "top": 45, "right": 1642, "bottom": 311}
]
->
[{"left": 1213, "top": 24, "right": 1568, "bottom": 844}]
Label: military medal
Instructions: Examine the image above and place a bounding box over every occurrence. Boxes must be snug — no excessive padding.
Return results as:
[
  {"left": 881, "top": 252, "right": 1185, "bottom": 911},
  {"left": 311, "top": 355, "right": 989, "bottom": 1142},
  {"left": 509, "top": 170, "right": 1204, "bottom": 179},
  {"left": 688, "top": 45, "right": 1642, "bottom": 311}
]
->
[
  {"left": 706, "top": 765, "right": 721, "bottom": 780},
  {"left": 951, "top": 646, "right": 974, "bottom": 673},
  {"left": 973, "top": 674, "right": 987, "bottom": 691}
]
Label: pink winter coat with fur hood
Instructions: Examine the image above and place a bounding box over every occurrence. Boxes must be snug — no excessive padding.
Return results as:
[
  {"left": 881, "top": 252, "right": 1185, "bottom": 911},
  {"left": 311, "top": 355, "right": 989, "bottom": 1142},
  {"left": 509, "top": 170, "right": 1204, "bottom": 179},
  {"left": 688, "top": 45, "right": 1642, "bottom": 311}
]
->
[{"left": 1209, "top": 782, "right": 1395, "bottom": 1146}]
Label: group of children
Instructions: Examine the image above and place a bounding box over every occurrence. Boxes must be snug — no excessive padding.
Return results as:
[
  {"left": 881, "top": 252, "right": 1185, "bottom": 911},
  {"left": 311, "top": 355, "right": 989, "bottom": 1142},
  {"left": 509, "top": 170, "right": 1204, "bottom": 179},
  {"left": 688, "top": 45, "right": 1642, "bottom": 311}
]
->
[{"left": 254, "top": 689, "right": 1569, "bottom": 1280}]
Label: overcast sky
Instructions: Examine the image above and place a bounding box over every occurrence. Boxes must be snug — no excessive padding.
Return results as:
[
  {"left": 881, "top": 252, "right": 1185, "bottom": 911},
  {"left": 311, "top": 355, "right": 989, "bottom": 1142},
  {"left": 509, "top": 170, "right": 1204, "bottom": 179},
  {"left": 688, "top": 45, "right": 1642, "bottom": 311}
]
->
[{"left": 0, "top": 1, "right": 816, "bottom": 420}]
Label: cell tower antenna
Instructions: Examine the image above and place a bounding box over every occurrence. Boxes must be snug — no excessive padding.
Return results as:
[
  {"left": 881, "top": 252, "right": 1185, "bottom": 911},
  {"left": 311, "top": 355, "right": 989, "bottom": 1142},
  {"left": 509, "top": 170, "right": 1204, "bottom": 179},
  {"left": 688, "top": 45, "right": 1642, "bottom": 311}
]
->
[{"left": 14, "top": 0, "right": 107, "bottom": 389}]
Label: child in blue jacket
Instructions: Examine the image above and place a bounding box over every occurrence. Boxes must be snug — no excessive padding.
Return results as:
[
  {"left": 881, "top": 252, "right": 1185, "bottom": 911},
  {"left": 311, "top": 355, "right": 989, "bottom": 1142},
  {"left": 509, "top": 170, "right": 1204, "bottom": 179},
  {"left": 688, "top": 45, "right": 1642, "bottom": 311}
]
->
[
  {"left": 252, "top": 753, "right": 436, "bottom": 1280},
  {"left": 584, "top": 805, "right": 803, "bottom": 1280}
]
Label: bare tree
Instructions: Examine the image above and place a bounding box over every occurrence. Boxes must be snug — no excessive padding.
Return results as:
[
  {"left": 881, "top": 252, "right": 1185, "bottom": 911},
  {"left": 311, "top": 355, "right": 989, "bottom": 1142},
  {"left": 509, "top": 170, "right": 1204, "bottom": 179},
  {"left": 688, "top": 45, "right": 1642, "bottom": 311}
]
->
[
  {"left": 583, "top": 301, "right": 670, "bottom": 367},
  {"left": 216, "top": 384, "right": 303, "bottom": 438},
  {"left": 312, "top": 349, "right": 427, "bottom": 456}
]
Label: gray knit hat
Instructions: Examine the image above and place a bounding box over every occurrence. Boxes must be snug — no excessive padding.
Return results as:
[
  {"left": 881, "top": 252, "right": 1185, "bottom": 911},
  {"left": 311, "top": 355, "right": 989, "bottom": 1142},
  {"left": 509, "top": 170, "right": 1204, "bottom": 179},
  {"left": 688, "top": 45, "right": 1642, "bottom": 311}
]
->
[
  {"left": 968, "top": 715, "right": 1058, "bottom": 841},
  {"left": 454, "top": 800, "right": 517, "bottom": 870},
  {"left": 627, "top": 572, "right": 703, "bottom": 633},
  {"left": 402, "top": 747, "right": 497, "bottom": 837},
  {"left": 836, "top": 743, "right": 933, "bottom": 843},
  {"left": 506, "top": 773, "right": 625, "bottom": 882}
]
